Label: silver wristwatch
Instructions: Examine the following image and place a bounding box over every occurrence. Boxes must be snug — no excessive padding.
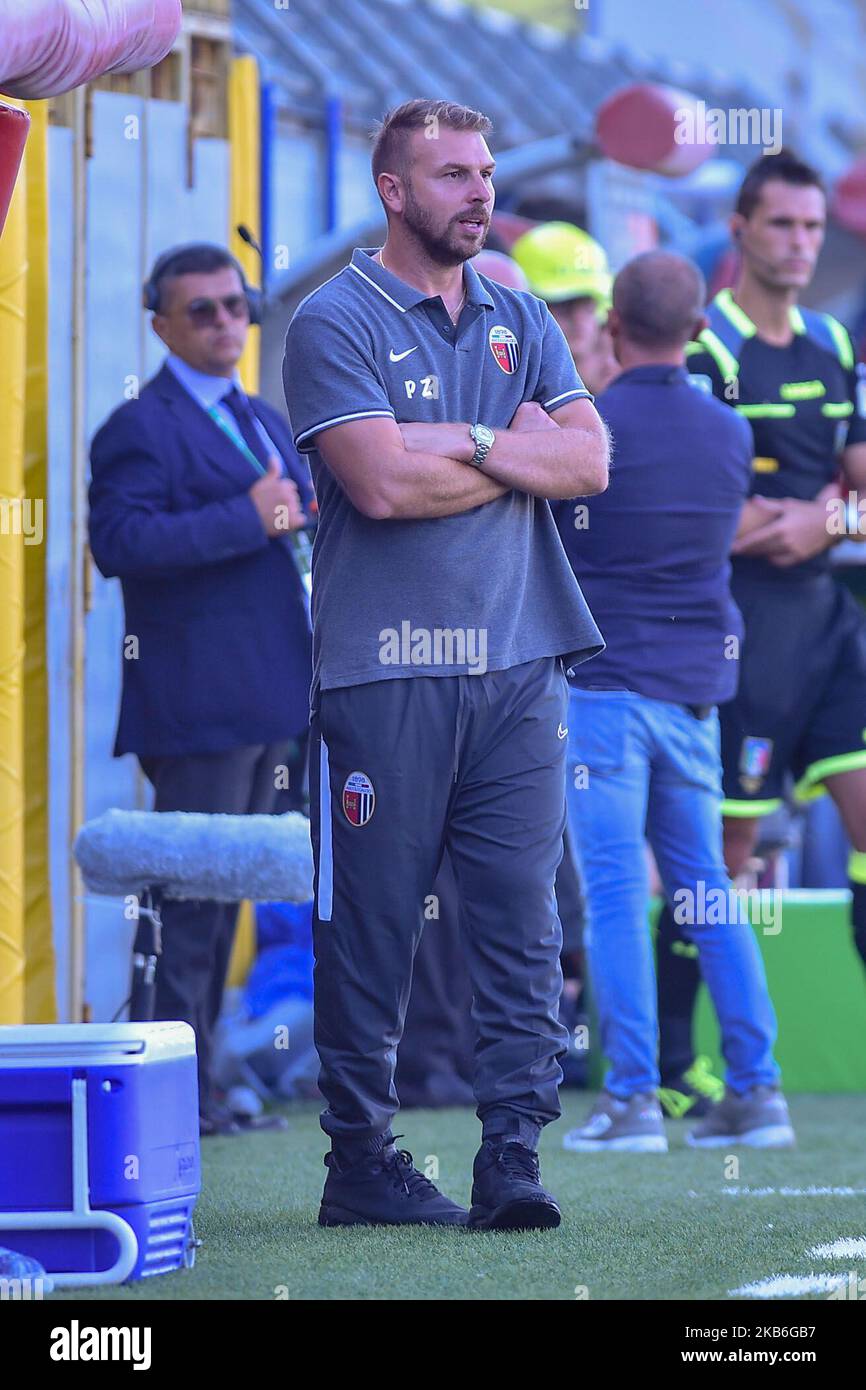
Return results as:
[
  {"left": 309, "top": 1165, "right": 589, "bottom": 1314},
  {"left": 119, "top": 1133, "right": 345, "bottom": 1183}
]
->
[{"left": 469, "top": 423, "right": 495, "bottom": 468}]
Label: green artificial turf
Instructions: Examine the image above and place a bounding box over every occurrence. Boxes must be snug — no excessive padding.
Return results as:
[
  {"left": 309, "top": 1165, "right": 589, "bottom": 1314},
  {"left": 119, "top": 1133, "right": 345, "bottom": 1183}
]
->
[{"left": 49, "top": 1092, "right": 866, "bottom": 1302}]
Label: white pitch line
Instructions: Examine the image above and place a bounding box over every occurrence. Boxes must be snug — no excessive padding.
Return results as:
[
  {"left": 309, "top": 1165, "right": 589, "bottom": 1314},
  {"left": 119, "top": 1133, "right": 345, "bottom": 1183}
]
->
[
  {"left": 719, "top": 1185, "right": 866, "bottom": 1198},
  {"left": 730, "top": 1273, "right": 850, "bottom": 1299},
  {"left": 807, "top": 1238, "right": 866, "bottom": 1260}
]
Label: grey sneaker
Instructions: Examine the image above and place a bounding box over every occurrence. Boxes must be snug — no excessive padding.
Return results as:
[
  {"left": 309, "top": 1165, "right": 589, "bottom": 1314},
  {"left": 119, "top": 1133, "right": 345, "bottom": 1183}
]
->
[
  {"left": 686, "top": 1085, "right": 795, "bottom": 1149},
  {"left": 562, "top": 1091, "right": 668, "bottom": 1153}
]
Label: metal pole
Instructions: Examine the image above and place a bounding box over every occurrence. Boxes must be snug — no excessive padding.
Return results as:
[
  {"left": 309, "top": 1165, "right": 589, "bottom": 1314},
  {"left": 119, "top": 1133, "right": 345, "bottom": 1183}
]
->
[
  {"left": 68, "top": 84, "right": 88, "bottom": 1022},
  {"left": 260, "top": 80, "right": 276, "bottom": 289},
  {"left": 325, "top": 95, "right": 341, "bottom": 235}
]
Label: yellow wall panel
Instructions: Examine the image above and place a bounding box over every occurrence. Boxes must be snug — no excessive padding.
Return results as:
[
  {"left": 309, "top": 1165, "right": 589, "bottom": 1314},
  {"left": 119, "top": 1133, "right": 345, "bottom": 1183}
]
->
[
  {"left": 0, "top": 113, "right": 27, "bottom": 1022},
  {"left": 23, "top": 100, "right": 57, "bottom": 1022},
  {"left": 228, "top": 55, "right": 260, "bottom": 394}
]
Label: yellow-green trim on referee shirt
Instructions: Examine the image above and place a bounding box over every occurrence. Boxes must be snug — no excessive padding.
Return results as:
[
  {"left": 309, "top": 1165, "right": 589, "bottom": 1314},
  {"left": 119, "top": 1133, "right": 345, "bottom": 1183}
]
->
[
  {"left": 735, "top": 403, "right": 796, "bottom": 418},
  {"left": 848, "top": 850, "right": 866, "bottom": 884},
  {"left": 694, "top": 327, "right": 740, "bottom": 382},
  {"left": 720, "top": 796, "right": 783, "bottom": 818},
  {"left": 793, "top": 748, "right": 866, "bottom": 803},
  {"left": 789, "top": 305, "right": 807, "bottom": 334},
  {"left": 825, "top": 314, "right": 855, "bottom": 370},
  {"left": 715, "top": 288, "right": 757, "bottom": 339},
  {"left": 714, "top": 291, "right": 817, "bottom": 347},
  {"left": 779, "top": 379, "right": 825, "bottom": 401}
]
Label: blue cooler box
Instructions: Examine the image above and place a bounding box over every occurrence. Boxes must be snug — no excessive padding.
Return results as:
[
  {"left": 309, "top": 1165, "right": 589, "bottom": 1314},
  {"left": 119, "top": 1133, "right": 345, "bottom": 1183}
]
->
[{"left": 0, "top": 1022, "right": 200, "bottom": 1286}]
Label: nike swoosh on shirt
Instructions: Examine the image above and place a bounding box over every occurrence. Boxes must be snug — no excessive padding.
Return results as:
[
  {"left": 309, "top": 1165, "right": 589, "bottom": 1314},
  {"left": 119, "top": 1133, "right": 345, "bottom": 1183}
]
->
[{"left": 389, "top": 346, "right": 419, "bottom": 362}]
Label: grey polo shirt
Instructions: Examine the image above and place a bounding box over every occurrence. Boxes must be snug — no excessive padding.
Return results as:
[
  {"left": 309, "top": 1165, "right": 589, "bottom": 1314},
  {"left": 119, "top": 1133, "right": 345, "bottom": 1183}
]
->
[{"left": 283, "top": 247, "right": 604, "bottom": 700}]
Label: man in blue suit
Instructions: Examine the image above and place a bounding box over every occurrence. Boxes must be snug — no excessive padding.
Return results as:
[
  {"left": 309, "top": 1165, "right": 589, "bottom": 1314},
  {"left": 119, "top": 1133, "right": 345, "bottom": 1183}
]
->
[{"left": 89, "top": 243, "right": 314, "bottom": 1136}]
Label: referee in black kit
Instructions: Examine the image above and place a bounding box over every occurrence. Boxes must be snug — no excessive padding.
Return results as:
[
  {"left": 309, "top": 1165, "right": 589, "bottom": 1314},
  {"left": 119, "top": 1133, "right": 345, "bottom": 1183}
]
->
[
  {"left": 657, "top": 150, "right": 866, "bottom": 1116},
  {"left": 283, "top": 100, "right": 608, "bottom": 1230}
]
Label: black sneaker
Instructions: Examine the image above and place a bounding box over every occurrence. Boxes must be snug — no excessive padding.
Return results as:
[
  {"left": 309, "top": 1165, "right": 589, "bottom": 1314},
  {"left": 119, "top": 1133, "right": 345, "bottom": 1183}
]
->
[
  {"left": 199, "top": 1101, "right": 287, "bottom": 1137},
  {"left": 318, "top": 1136, "right": 469, "bottom": 1227},
  {"left": 468, "top": 1140, "right": 561, "bottom": 1231},
  {"left": 199, "top": 1105, "right": 241, "bottom": 1138}
]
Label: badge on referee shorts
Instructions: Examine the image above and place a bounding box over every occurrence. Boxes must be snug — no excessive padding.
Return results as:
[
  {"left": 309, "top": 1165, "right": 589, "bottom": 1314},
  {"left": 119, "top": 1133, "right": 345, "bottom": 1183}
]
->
[
  {"left": 342, "top": 771, "right": 375, "bottom": 827},
  {"left": 488, "top": 324, "right": 520, "bottom": 374},
  {"left": 739, "top": 737, "right": 773, "bottom": 794}
]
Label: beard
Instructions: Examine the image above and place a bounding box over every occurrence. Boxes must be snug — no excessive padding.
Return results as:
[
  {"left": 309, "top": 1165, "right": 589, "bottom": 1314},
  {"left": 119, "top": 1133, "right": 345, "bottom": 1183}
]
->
[{"left": 403, "top": 183, "right": 488, "bottom": 266}]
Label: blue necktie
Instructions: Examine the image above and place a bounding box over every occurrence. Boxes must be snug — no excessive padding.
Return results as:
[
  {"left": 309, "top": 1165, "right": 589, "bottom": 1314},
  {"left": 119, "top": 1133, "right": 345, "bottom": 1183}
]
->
[{"left": 222, "top": 385, "right": 273, "bottom": 474}]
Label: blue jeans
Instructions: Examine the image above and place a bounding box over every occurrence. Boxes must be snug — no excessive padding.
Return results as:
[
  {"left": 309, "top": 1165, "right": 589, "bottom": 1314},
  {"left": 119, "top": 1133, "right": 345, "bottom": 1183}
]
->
[{"left": 565, "top": 688, "right": 779, "bottom": 1099}]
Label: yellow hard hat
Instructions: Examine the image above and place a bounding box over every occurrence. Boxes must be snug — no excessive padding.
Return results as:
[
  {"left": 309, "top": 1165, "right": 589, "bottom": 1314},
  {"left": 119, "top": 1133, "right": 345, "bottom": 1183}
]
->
[{"left": 511, "top": 221, "right": 612, "bottom": 307}]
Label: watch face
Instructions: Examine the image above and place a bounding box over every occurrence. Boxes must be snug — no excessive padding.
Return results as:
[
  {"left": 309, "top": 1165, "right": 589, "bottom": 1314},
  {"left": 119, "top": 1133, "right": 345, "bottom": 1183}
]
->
[{"left": 475, "top": 425, "right": 495, "bottom": 447}]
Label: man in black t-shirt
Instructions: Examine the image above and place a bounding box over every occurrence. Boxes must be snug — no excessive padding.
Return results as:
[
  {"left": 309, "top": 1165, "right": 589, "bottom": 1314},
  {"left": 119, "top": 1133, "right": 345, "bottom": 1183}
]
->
[{"left": 657, "top": 150, "right": 866, "bottom": 1115}]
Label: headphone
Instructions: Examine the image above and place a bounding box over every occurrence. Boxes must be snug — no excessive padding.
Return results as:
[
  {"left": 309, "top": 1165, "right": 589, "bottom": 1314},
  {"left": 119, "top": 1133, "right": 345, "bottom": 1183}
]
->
[{"left": 142, "top": 242, "right": 263, "bottom": 324}]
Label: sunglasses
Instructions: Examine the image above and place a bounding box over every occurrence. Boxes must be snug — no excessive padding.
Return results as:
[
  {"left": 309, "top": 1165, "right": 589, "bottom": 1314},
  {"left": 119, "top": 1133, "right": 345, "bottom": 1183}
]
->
[{"left": 182, "top": 294, "right": 250, "bottom": 328}]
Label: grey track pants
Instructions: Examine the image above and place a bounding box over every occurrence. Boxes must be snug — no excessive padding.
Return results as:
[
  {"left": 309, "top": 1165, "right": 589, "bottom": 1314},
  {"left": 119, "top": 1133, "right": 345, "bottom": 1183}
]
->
[{"left": 308, "top": 656, "right": 571, "bottom": 1147}]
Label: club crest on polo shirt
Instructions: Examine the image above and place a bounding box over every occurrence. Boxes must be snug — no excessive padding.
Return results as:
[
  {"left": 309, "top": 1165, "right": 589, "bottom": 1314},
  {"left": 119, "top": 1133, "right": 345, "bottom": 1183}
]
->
[
  {"left": 739, "top": 736, "right": 773, "bottom": 793},
  {"left": 342, "top": 771, "right": 375, "bottom": 826},
  {"left": 488, "top": 324, "right": 520, "bottom": 374}
]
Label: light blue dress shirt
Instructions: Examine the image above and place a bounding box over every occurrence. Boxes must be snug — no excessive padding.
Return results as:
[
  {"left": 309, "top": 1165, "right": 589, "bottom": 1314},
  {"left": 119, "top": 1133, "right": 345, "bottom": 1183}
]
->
[{"left": 165, "top": 353, "right": 285, "bottom": 471}]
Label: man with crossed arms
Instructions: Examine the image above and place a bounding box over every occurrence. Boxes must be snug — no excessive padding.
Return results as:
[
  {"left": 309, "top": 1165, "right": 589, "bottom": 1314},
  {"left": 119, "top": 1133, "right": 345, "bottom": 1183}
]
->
[{"left": 284, "top": 99, "right": 608, "bottom": 1231}]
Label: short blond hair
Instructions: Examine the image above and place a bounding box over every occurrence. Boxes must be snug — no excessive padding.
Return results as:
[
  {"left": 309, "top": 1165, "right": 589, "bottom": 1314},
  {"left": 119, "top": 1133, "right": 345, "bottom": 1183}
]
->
[{"left": 371, "top": 99, "right": 492, "bottom": 191}]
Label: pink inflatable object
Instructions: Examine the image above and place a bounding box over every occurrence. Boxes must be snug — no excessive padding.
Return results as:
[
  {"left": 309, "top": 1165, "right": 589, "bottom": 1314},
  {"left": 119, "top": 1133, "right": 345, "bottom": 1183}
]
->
[
  {"left": 595, "top": 84, "right": 713, "bottom": 177},
  {"left": 0, "top": 101, "right": 30, "bottom": 235},
  {"left": 832, "top": 158, "right": 866, "bottom": 240},
  {"left": 0, "top": 0, "right": 182, "bottom": 99}
]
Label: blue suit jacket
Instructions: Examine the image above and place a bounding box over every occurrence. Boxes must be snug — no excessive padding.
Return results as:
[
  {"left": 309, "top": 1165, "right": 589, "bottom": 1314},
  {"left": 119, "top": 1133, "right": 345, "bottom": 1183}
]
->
[{"left": 88, "top": 363, "right": 314, "bottom": 757}]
